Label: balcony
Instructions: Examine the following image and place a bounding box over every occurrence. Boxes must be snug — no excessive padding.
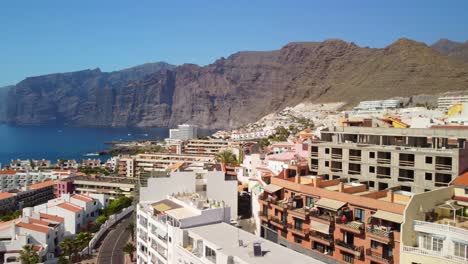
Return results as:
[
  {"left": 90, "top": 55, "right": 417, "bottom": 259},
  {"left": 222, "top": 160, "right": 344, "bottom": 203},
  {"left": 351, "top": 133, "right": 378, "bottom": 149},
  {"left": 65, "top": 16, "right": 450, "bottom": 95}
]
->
[
  {"left": 435, "top": 164, "right": 452, "bottom": 171},
  {"left": 288, "top": 207, "right": 309, "bottom": 220},
  {"left": 366, "top": 226, "right": 395, "bottom": 244},
  {"left": 349, "top": 155, "right": 361, "bottom": 162},
  {"left": 269, "top": 215, "right": 287, "bottom": 229},
  {"left": 310, "top": 212, "right": 334, "bottom": 225},
  {"left": 413, "top": 220, "right": 468, "bottom": 242},
  {"left": 335, "top": 239, "right": 363, "bottom": 257},
  {"left": 366, "top": 249, "right": 393, "bottom": 264},
  {"left": 336, "top": 219, "right": 364, "bottom": 234},
  {"left": 398, "top": 160, "right": 414, "bottom": 167},
  {"left": 258, "top": 211, "right": 269, "bottom": 222},
  {"left": 270, "top": 200, "right": 289, "bottom": 212},
  {"left": 402, "top": 246, "right": 468, "bottom": 264},
  {"left": 287, "top": 224, "right": 309, "bottom": 238},
  {"left": 309, "top": 231, "right": 333, "bottom": 246}
]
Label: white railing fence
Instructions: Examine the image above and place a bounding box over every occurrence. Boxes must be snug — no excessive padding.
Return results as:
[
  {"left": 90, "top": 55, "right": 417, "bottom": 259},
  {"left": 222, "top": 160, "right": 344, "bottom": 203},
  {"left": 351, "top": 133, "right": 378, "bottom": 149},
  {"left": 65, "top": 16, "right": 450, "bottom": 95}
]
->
[{"left": 402, "top": 246, "right": 467, "bottom": 264}]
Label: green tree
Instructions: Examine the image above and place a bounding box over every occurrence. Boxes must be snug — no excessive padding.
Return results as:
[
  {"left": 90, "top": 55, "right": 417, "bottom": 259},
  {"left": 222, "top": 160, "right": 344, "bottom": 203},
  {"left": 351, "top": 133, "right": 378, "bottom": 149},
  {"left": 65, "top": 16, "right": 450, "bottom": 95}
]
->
[
  {"left": 102, "top": 196, "right": 133, "bottom": 216},
  {"left": 75, "top": 232, "right": 93, "bottom": 251},
  {"left": 96, "top": 215, "right": 108, "bottom": 225},
  {"left": 123, "top": 243, "right": 136, "bottom": 262},
  {"left": 258, "top": 138, "right": 270, "bottom": 148},
  {"left": 57, "top": 256, "right": 70, "bottom": 264},
  {"left": 215, "top": 149, "right": 238, "bottom": 165},
  {"left": 18, "top": 245, "right": 40, "bottom": 264},
  {"left": 126, "top": 222, "right": 135, "bottom": 242},
  {"left": 59, "top": 237, "right": 76, "bottom": 260}
]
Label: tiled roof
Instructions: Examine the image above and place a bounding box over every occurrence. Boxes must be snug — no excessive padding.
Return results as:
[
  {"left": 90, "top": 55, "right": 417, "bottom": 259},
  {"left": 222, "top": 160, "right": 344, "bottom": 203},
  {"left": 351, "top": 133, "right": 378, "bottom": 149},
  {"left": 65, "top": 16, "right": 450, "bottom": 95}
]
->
[
  {"left": 0, "top": 192, "right": 16, "bottom": 200},
  {"left": 29, "top": 180, "right": 55, "bottom": 190},
  {"left": 71, "top": 194, "right": 93, "bottom": 202},
  {"left": 57, "top": 202, "right": 83, "bottom": 213},
  {"left": 16, "top": 222, "right": 50, "bottom": 234},
  {"left": 451, "top": 171, "right": 468, "bottom": 187},
  {"left": 29, "top": 218, "right": 52, "bottom": 227},
  {"left": 39, "top": 213, "right": 64, "bottom": 223},
  {"left": 0, "top": 170, "right": 17, "bottom": 175}
]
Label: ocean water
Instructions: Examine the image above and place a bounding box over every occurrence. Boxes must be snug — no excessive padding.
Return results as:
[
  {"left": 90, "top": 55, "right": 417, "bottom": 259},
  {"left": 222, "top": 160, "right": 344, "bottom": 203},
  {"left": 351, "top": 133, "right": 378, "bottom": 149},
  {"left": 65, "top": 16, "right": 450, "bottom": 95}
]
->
[{"left": 0, "top": 124, "right": 169, "bottom": 167}]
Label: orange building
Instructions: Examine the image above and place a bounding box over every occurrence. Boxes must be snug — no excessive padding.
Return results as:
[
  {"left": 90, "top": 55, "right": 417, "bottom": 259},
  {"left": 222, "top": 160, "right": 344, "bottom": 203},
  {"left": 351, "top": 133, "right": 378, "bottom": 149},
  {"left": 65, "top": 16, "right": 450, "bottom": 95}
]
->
[{"left": 258, "top": 170, "right": 409, "bottom": 264}]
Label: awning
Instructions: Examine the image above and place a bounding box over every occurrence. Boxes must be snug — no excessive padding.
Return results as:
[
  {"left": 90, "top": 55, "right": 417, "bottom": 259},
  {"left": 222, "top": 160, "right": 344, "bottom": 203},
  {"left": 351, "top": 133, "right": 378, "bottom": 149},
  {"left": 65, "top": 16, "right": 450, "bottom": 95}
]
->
[
  {"left": 262, "top": 184, "right": 283, "bottom": 193},
  {"left": 437, "top": 203, "right": 463, "bottom": 211},
  {"left": 310, "top": 221, "right": 330, "bottom": 234},
  {"left": 315, "top": 198, "right": 346, "bottom": 211},
  {"left": 372, "top": 210, "right": 403, "bottom": 224}
]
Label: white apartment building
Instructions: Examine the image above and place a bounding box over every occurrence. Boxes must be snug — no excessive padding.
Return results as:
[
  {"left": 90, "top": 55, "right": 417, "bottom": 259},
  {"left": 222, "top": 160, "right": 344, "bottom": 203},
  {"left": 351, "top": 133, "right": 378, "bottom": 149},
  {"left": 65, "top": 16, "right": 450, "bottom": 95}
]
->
[
  {"left": 32, "top": 193, "right": 107, "bottom": 236},
  {"left": 136, "top": 194, "right": 323, "bottom": 264},
  {"left": 0, "top": 170, "right": 54, "bottom": 192},
  {"left": 0, "top": 210, "right": 65, "bottom": 263},
  {"left": 400, "top": 174, "right": 468, "bottom": 264},
  {"left": 140, "top": 171, "right": 238, "bottom": 220},
  {"left": 231, "top": 129, "right": 274, "bottom": 140},
  {"left": 353, "top": 99, "right": 401, "bottom": 111},
  {"left": 438, "top": 95, "right": 468, "bottom": 110},
  {"left": 169, "top": 124, "right": 198, "bottom": 141},
  {"left": 136, "top": 194, "right": 231, "bottom": 264}
]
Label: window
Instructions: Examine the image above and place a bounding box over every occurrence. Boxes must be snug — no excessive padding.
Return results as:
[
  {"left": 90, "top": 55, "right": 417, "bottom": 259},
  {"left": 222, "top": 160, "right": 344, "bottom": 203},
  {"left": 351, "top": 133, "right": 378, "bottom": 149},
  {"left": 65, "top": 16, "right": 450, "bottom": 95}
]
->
[
  {"left": 454, "top": 241, "right": 468, "bottom": 259},
  {"left": 425, "top": 156, "right": 433, "bottom": 164},
  {"left": 343, "top": 252, "right": 354, "bottom": 263},
  {"left": 294, "top": 218, "right": 303, "bottom": 230},
  {"left": 354, "top": 208, "right": 365, "bottom": 222},
  {"left": 325, "top": 161, "right": 330, "bottom": 167},
  {"left": 425, "top": 172, "right": 432, "bottom": 181},
  {"left": 420, "top": 234, "right": 444, "bottom": 252},
  {"left": 205, "top": 246, "right": 216, "bottom": 263},
  {"left": 369, "top": 166, "right": 375, "bottom": 173},
  {"left": 306, "top": 197, "right": 314, "bottom": 207},
  {"left": 371, "top": 240, "right": 379, "bottom": 249},
  {"left": 325, "top": 148, "right": 330, "bottom": 154},
  {"left": 369, "top": 152, "right": 375, "bottom": 159}
]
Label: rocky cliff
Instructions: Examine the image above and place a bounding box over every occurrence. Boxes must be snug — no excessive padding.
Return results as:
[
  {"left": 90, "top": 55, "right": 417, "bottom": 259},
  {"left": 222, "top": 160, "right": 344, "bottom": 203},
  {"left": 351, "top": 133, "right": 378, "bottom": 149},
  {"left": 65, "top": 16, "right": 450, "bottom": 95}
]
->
[
  {"left": 431, "top": 39, "right": 468, "bottom": 63},
  {"left": 4, "top": 38, "right": 468, "bottom": 129}
]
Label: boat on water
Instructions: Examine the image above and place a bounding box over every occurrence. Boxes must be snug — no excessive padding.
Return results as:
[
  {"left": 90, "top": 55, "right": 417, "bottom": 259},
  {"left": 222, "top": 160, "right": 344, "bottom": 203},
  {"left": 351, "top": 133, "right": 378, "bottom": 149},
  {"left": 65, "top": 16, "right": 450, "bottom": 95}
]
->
[{"left": 83, "top": 153, "right": 99, "bottom": 156}]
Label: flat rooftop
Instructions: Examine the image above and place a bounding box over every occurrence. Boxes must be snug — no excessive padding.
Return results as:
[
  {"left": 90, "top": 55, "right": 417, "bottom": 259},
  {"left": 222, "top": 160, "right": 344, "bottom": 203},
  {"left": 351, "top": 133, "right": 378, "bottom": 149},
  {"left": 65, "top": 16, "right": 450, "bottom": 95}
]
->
[
  {"left": 323, "top": 126, "right": 468, "bottom": 138},
  {"left": 187, "top": 223, "right": 325, "bottom": 264},
  {"left": 63, "top": 176, "right": 138, "bottom": 184}
]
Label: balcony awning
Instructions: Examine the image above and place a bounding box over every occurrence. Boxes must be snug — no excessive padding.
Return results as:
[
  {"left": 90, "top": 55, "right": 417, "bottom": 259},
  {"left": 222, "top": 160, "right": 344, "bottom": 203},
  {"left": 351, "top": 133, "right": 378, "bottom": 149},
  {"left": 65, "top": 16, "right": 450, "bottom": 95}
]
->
[
  {"left": 372, "top": 210, "right": 403, "bottom": 224},
  {"left": 315, "top": 198, "right": 346, "bottom": 211},
  {"left": 310, "top": 220, "right": 330, "bottom": 234},
  {"left": 437, "top": 202, "right": 463, "bottom": 211},
  {"left": 262, "top": 184, "right": 283, "bottom": 194}
]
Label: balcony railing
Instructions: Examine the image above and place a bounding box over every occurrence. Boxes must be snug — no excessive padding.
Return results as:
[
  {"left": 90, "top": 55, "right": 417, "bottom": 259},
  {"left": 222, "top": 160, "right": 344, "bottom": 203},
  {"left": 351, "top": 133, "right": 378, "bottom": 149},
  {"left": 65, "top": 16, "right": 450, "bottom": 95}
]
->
[
  {"left": 309, "top": 231, "right": 334, "bottom": 246},
  {"left": 377, "top": 174, "right": 391, "bottom": 179},
  {"left": 335, "top": 239, "right": 363, "bottom": 257},
  {"left": 399, "top": 160, "right": 414, "bottom": 167},
  {"left": 349, "top": 155, "right": 361, "bottom": 162},
  {"left": 377, "top": 158, "right": 391, "bottom": 165},
  {"left": 287, "top": 224, "right": 309, "bottom": 237},
  {"left": 435, "top": 164, "right": 452, "bottom": 171},
  {"left": 310, "top": 212, "right": 334, "bottom": 224},
  {"left": 336, "top": 219, "right": 364, "bottom": 234},
  {"left": 414, "top": 220, "right": 468, "bottom": 238},
  {"left": 331, "top": 154, "right": 343, "bottom": 160},
  {"left": 366, "top": 226, "right": 394, "bottom": 244},
  {"left": 366, "top": 249, "right": 393, "bottom": 264},
  {"left": 402, "top": 246, "right": 468, "bottom": 264},
  {"left": 269, "top": 215, "right": 287, "bottom": 228}
]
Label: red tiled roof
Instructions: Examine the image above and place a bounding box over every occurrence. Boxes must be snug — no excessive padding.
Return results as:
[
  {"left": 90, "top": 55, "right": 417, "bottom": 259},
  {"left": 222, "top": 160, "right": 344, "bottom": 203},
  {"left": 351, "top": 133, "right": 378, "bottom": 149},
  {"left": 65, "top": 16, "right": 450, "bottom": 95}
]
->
[
  {"left": 16, "top": 222, "right": 50, "bottom": 234},
  {"left": 71, "top": 194, "right": 93, "bottom": 202},
  {"left": 451, "top": 171, "right": 468, "bottom": 187},
  {"left": 0, "top": 170, "right": 16, "bottom": 175},
  {"left": 0, "top": 192, "right": 16, "bottom": 200},
  {"left": 39, "top": 213, "right": 64, "bottom": 223},
  {"left": 29, "top": 218, "right": 52, "bottom": 227},
  {"left": 57, "top": 202, "right": 82, "bottom": 213},
  {"left": 29, "top": 180, "right": 55, "bottom": 190}
]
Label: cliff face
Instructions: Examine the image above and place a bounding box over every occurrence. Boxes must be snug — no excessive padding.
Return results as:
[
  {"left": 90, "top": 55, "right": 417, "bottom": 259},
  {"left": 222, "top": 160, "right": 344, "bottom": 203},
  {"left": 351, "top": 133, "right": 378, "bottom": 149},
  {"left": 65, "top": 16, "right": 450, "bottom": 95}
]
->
[{"left": 4, "top": 39, "right": 468, "bottom": 129}]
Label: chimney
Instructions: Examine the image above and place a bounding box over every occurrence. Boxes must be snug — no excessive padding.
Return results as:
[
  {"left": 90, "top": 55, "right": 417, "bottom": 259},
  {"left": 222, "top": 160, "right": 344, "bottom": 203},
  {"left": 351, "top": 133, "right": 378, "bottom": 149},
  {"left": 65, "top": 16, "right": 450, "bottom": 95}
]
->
[
  {"left": 338, "top": 182, "right": 345, "bottom": 193},
  {"left": 387, "top": 190, "right": 394, "bottom": 203}
]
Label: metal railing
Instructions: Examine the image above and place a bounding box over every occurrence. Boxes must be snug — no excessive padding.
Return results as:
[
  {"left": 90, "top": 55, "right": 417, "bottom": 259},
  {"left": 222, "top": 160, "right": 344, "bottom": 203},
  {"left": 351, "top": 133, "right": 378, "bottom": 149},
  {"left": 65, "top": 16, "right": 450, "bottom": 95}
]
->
[
  {"left": 402, "top": 246, "right": 467, "bottom": 264},
  {"left": 335, "top": 239, "right": 363, "bottom": 254},
  {"left": 366, "top": 248, "right": 393, "bottom": 263},
  {"left": 413, "top": 220, "right": 468, "bottom": 237}
]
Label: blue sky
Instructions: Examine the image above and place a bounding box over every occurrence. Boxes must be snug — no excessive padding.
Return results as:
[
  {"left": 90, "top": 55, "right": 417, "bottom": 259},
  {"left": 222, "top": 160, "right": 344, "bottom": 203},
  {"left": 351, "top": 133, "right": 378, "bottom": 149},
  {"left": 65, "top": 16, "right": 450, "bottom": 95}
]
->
[{"left": 1, "top": 0, "right": 467, "bottom": 86}]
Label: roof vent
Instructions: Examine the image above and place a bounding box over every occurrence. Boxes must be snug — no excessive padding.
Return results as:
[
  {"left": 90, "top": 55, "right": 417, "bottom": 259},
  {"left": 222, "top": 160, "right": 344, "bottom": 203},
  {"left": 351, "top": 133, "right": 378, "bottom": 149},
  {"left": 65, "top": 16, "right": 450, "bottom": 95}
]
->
[{"left": 253, "top": 242, "right": 262, "bottom": 257}]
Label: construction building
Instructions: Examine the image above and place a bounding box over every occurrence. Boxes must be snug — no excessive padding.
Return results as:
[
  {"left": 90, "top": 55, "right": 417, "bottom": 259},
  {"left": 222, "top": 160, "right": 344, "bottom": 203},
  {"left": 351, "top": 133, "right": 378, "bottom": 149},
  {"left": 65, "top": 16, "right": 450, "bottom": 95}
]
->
[{"left": 309, "top": 127, "right": 468, "bottom": 193}]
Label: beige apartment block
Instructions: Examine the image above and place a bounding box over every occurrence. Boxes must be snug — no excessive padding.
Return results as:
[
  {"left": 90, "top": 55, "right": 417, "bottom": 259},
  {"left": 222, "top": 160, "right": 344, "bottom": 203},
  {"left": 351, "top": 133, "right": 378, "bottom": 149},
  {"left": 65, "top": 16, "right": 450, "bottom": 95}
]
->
[{"left": 309, "top": 127, "right": 468, "bottom": 193}]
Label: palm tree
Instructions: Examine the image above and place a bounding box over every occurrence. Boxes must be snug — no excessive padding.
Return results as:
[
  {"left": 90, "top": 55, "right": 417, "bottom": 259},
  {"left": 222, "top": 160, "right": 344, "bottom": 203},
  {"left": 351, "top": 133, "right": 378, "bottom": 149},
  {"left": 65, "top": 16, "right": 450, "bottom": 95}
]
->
[
  {"left": 59, "top": 237, "right": 75, "bottom": 261},
  {"left": 18, "top": 245, "right": 40, "bottom": 264},
  {"left": 75, "top": 232, "right": 93, "bottom": 252},
  {"left": 215, "top": 149, "right": 238, "bottom": 165},
  {"left": 123, "top": 243, "right": 136, "bottom": 262},
  {"left": 126, "top": 222, "right": 135, "bottom": 242}
]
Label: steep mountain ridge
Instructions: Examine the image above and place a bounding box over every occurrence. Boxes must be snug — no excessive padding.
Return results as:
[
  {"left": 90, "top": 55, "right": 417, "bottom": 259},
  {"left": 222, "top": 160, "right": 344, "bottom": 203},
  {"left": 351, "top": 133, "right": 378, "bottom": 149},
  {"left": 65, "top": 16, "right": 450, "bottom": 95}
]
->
[
  {"left": 431, "top": 38, "right": 468, "bottom": 63},
  {"left": 3, "top": 38, "right": 468, "bottom": 129}
]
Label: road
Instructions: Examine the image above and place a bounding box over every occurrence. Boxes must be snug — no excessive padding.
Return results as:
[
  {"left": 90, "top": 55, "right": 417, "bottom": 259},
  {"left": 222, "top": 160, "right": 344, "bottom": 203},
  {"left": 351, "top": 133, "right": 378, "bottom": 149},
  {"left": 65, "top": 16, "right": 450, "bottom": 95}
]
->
[{"left": 97, "top": 215, "right": 133, "bottom": 264}]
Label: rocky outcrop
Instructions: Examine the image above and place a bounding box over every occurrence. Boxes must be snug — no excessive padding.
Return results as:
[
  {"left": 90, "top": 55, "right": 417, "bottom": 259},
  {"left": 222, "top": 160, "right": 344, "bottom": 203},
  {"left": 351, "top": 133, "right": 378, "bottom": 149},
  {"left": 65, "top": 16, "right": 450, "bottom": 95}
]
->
[
  {"left": 4, "top": 39, "right": 468, "bottom": 129},
  {"left": 432, "top": 38, "right": 468, "bottom": 63}
]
